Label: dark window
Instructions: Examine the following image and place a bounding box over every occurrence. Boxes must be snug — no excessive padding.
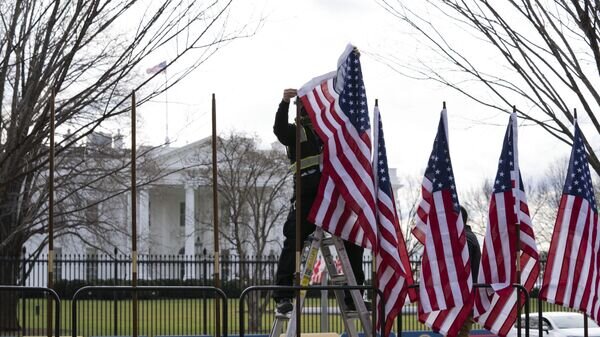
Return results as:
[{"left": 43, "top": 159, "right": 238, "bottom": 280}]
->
[
  {"left": 54, "top": 247, "right": 62, "bottom": 281},
  {"left": 86, "top": 248, "right": 98, "bottom": 281},
  {"left": 85, "top": 204, "right": 99, "bottom": 226},
  {"left": 180, "top": 202, "right": 185, "bottom": 226}
]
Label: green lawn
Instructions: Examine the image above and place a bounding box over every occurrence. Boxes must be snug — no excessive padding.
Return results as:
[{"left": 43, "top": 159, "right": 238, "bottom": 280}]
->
[{"left": 10, "top": 297, "right": 578, "bottom": 337}]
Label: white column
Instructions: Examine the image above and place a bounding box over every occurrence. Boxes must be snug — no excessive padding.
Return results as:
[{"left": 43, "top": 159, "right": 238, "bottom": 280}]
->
[
  {"left": 139, "top": 189, "right": 150, "bottom": 254},
  {"left": 138, "top": 189, "right": 150, "bottom": 280},
  {"left": 184, "top": 184, "right": 196, "bottom": 279}
]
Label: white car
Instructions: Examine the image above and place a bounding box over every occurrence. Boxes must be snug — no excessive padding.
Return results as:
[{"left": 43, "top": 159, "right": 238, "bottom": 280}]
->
[{"left": 508, "top": 311, "right": 600, "bottom": 337}]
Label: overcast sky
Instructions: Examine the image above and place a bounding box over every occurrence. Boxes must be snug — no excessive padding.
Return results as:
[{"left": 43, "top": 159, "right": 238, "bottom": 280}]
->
[{"left": 137, "top": 0, "right": 571, "bottom": 193}]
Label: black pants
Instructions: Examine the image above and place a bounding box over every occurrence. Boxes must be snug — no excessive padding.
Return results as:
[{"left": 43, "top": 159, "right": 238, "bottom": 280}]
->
[{"left": 273, "top": 197, "right": 365, "bottom": 301}]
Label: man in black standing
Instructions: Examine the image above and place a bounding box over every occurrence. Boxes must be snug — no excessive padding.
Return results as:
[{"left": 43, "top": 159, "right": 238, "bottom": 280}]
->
[
  {"left": 459, "top": 205, "right": 481, "bottom": 337},
  {"left": 272, "top": 88, "right": 367, "bottom": 315}
]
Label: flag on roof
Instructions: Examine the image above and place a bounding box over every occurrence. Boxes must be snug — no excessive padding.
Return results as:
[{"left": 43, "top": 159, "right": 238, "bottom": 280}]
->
[{"left": 146, "top": 61, "right": 167, "bottom": 74}]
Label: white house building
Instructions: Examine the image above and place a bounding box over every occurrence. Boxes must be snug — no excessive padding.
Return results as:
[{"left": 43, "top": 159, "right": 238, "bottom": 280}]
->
[{"left": 23, "top": 131, "right": 403, "bottom": 283}]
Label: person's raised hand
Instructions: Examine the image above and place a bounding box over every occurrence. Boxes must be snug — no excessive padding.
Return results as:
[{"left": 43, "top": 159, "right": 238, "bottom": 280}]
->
[{"left": 282, "top": 88, "right": 297, "bottom": 103}]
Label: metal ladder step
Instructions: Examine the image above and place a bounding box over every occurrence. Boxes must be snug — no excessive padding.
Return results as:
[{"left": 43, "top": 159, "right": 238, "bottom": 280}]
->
[{"left": 269, "top": 228, "right": 372, "bottom": 337}]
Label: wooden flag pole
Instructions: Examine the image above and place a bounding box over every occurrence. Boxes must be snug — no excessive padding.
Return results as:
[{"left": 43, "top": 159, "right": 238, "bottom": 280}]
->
[
  {"left": 372, "top": 98, "right": 379, "bottom": 337},
  {"left": 211, "top": 93, "right": 221, "bottom": 337},
  {"left": 131, "top": 91, "right": 138, "bottom": 337},
  {"left": 573, "top": 108, "right": 588, "bottom": 337},
  {"left": 513, "top": 105, "right": 521, "bottom": 278},
  {"left": 512, "top": 105, "right": 523, "bottom": 337},
  {"left": 294, "top": 97, "right": 303, "bottom": 337},
  {"left": 47, "top": 90, "right": 55, "bottom": 337}
]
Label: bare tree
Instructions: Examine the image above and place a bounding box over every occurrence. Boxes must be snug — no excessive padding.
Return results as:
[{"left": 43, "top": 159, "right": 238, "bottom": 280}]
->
[
  {"left": 458, "top": 158, "right": 596, "bottom": 251},
  {"left": 461, "top": 179, "right": 493, "bottom": 237},
  {"left": 524, "top": 160, "right": 567, "bottom": 249},
  {"left": 397, "top": 174, "right": 425, "bottom": 260},
  {"left": 376, "top": 0, "right": 600, "bottom": 174},
  {"left": 198, "top": 131, "right": 290, "bottom": 331},
  {"left": 0, "top": 0, "right": 257, "bottom": 330}
]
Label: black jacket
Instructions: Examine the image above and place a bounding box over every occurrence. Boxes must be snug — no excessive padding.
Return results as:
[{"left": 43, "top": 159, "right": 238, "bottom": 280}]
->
[
  {"left": 273, "top": 101, "right": 322, "bottom": 159},
  {"left": 465, "top": 224, "right": 481, "bottom": 283},
  {"left": 273, "top": 100, "right": 322, "bottom": 198}
]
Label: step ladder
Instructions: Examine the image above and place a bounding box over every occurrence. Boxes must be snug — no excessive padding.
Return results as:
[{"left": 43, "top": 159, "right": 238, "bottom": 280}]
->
[{"left": 270, "top": 227, "right": 372, "bottom": 337}]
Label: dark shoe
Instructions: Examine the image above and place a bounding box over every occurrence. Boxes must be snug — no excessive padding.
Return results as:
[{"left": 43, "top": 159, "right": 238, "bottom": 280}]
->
[
  {"left": 344, "top": 299, "right": 372, "bottom": 311},
  {"left": 276, "top": 298, "right": 293, "bottom": 315}
]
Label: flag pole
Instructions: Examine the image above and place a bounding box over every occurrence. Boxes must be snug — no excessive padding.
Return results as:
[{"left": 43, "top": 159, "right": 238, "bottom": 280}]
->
[
  {"left": 512, "top": 105, "right": 523, "bottom": 336},
  {"left": 572, "top": 108, "right": 588, "bottom": 337},
  {"left": 131, "top": 91, "right": 139, "bottom": 337},
  {"left": 211, "top": 93, "right": 221, "bottom": 337},
  {"left": 47, "top": 89, "right": 55, "bottom": 337},
  {"left": 294, "top": 97, "right": 303, "bottom": 337},
  {"left": 164, "top": 71, "right": 169, "bottom": 144},
  {"left": 372, "top": 99, "right": 380, "bottom": 337}
]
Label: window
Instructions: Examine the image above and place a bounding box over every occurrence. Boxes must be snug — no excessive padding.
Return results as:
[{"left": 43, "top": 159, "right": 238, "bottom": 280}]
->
[
  {"left": 54, "top": 247, "right": 62, "bottom": 281},
  {"left": 179, "top": 247, "right": 185, "bottom": 280},
  {"left": 148, "top": 199, "right": 152, "bottom": 227},
  {"left": 86, "top": 248, "right": 98, "bottom": 281},
  {"left": 552, "top": 314, "right": 599, "bottom": 329},
  {"left": 85, "top": 203, "right": 99, "bottom": 226},
  {"left": 180, "top": 202, "right": 185, "bottom": 227}
]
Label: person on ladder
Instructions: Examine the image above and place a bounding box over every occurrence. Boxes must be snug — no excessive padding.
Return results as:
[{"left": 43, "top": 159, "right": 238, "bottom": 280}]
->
[{"left": 272, "top": 88, "right": 370, "bottom": 315}]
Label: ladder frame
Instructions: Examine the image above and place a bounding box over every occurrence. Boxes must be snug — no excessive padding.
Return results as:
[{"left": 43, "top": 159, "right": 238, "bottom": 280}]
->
[{"left": 271, "top": 228, "right": 373, "bottom": 337}]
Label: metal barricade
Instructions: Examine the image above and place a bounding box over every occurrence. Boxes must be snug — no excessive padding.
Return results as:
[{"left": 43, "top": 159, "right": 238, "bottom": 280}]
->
[
  {"left": 71, "top": 286, "right": 227, "bottom": 337},
  {"left": 239, "top": 285, "right": 385, "bottom": 337},
  {"left": 397, "top": 283, "right": 530, "bottom": 337},
  {"left": 0, "top": 286, "right": 61, "bottom": 337}
]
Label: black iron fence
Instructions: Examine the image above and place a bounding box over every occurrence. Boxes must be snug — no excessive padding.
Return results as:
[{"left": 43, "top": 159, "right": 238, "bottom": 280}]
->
[{"left": 0, "top": 253, "right": 575, "bottom": 337}]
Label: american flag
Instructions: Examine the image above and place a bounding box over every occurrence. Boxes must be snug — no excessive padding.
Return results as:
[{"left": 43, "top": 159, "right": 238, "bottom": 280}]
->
[
  {"left": 540, "top": 120, "right": 599, "bottom": 321},
  {"left": 298, "top": 44, "right": 377, "bottom": 249},
  {"left": 474, "top": 113, "right": 540, "bottom": 337},
  {"left": 412, "top": 109, "right": 473, "bottom": 337},
  {"left": 310, "top": 256, "right": 325, "bottom": 285},
  {"left": 373, "top": 105, "right": 416, "bottom": 336},
  {"left": 146, "top": 60, "right": 167, "bottom": 74}
]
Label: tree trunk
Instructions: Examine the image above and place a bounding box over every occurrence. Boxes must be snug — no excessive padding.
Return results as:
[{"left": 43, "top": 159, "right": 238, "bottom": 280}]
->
[
  {"left": 0, "top": 247, "right": 23, "bottom": 332},
  {"left": 0, "top": 178, "right": 26, "bottom": 332}
]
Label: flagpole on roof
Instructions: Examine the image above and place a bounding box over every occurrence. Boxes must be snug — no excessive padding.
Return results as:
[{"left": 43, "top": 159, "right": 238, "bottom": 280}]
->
[{"left": 164, "top": 71, "right": 169, "bottom": 144}]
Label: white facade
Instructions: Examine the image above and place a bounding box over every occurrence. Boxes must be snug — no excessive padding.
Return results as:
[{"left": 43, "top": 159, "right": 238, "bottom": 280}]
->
[
  {"left": 23, "top": 132, "right": 404, "bottom": 283},
  {"left": 27, "top": 135, "right": 283, "bottom": 255}
]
